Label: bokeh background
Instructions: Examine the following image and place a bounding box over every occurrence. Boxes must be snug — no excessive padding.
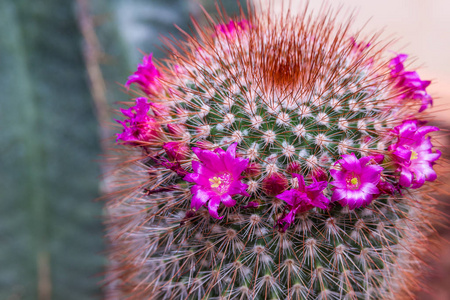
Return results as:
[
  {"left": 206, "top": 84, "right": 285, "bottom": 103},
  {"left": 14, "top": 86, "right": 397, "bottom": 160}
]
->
[{"left": 0, "top": 0, "right": 448, "bottom": 299}]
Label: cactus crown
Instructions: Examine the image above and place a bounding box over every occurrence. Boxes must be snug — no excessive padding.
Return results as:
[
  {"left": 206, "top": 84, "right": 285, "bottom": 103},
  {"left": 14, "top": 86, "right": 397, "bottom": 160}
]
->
[{"left": 107, "top": 3, "right": 442, "bottom": 299}]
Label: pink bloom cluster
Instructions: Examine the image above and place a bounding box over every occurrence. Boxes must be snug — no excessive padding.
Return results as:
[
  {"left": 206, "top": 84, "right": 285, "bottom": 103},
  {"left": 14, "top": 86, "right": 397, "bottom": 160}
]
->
[
  {"left": 390, "top": 54, "right": 433, "bottom": 112},
  {"left": 330, "top": 153, "right": 383, "bottom": 210},
  {"left": 215, "top": 19, "right": 250, "bottom": 39},
  {"left": 184, "top": 143, "right": 249, "bottom": 219},
  {"left": 126, "top": 54, "right": 162, "bottom": 94},
  {"left": 276, "top": 174, "right": 329, "bottom": 230},
  {"left": 116, "top": 97, "right": 160, "bottom": 144},
  {"left": 389, "top": 120, "right": 441, "bottom": 188}
]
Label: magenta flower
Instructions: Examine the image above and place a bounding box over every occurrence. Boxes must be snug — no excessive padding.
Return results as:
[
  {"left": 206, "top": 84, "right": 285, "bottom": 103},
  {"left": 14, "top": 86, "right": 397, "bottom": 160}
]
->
[
  {"left": 126, "top": 54, "right": 162, "bottom": 94},
  {"left": 390, "top": 54, "right": 433, "bottom": 112},
  {"left": 183, "top": 143, "right": 249, "bottom": 219},
  {"left": 276, "top": 174, "right": 329, "bottom": 229},
  {"left": 330, "top": 153, "right": 383, "bottom": 209},
  {"left": 116, "top": 98, "right": 161, "bottom": 144},
  {"left": 389, "top": 120, "right": 441, "bottom": 188}
]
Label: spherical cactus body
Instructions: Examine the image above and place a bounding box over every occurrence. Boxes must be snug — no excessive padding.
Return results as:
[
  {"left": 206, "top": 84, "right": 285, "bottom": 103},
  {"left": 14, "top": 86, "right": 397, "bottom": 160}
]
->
[{"left": 106, "top": 4, "right": 442, "bottom": 299}]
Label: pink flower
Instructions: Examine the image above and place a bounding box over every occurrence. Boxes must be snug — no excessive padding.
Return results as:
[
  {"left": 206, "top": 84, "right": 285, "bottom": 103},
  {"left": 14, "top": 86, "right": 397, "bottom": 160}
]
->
[
  {"left": 215, "top": 19, "right": 250, "bottom": 39},
  {"left": 116, "top": 98, "right": 161, "bottom": 144},
  {"left": 126, "top": 54, "right": 162, "bottom": 94},
  {"left": 389, "top": 120, "right": 441, "bottom": 188},
  {"left": 183, "top": 143, "right": 249, "bottom": 219},
  {"left": 276, "top": 174, "right": 329, "bottom": 230},
  {"left": 330, "top": 153, "right": 383, "bottom": 209},
  {"left": 390, "top": 54, "right": 433, "bottom": 112}
]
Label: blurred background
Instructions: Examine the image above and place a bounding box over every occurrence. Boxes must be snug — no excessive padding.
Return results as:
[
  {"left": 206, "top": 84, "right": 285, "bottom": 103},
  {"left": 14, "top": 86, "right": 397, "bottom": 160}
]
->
[{"left": 0, "top": 0, "right": 448, "bottom": 299}]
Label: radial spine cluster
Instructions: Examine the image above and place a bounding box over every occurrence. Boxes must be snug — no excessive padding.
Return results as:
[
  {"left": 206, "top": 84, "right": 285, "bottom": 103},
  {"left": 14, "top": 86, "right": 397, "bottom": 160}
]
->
[{"left": 106, "top": 4, "right": 442, "bottom": 300}]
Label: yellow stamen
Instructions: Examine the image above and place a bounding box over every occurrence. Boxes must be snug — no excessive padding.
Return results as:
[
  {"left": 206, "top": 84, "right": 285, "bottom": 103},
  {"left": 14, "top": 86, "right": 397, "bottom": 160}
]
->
[
  {"left": 209, "top": 177, "right": 222, "bottom": 188},
  {"left": 350, "top": 177, "right": 358, "bottom": 186},
  {"left": 411, "top": 150, "right": 418, "bottom": 160}
]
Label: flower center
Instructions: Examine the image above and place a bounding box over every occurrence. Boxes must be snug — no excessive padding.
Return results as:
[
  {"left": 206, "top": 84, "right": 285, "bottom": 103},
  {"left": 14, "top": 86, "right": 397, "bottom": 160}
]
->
[
  {"left": 410, "top": 150, "right": 418, "bottom": 160},
  {"left": 209, "top": 173, "right": 233, "bottom": 195},
  {"left": 209, "top": 177, "right": 222, "bottom": 188},
  {"left": 346, "top": 173, "right": 360, "bottom": 190}
]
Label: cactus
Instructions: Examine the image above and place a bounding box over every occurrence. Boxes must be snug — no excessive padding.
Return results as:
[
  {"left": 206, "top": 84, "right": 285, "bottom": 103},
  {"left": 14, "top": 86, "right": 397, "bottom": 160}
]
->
[{"left": 105, "top": 3, "right": 442, "bottom": 299}]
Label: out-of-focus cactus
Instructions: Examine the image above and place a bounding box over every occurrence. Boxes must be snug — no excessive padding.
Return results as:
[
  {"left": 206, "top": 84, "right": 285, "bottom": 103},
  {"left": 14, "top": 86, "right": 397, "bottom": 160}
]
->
[{"left": 105, "top": 3, "right": 442, "bottom": 299}]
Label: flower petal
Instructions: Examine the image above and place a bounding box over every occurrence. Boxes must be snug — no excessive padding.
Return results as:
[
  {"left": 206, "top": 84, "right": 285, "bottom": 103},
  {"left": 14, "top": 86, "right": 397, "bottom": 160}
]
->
[
  {"left": 208, "top": 196, "right": 223, "bottom": 219},
  {"left": 281, "top": 209, "right": 298, "bottom": 226},
  {"left": 399, "top": 168, "right": 413, "bottom": 187},
  {"left": 276, "top": 190, "right": 300, "bottom": 206},
  {"left": 340, "top": 153, "right": 361, "bottom": 172},
  {"left": 192, "top": 161, "right": 216, "bottom": 178},
  {"left": 184, "top": 173, "right": 200, "bottom": 183},
  {"left": 230, "top": 157, "right": 249, "bottom": 177},
  {"left": 228, "top": 181, "right": 249, "bottom": 196},
  {"left": 359, "top": 156, "right": 373, "bottom": 167},
  {"left": 360, "top": 165, "right": 382, "bottom": 183},
  {"left": 193, "top": 147, "right": 226, "bottom": 171},
  {"left": 221, "top": 194, "right": 236, "bottom": 207},
  {"left": 331, "top": 188, "right": 347, "bottom": 202},
  {"left": 191, "top": 185, "right": 211, "bottom": 211},
  {"left": 360, "top": 183, "right": 379, "bottom": 195},
  {"left": 311, "top": 195, "right": 330, "bottom": 209},
  {"left": 345, "top": 190, "right": 370, "bottom": 209}
]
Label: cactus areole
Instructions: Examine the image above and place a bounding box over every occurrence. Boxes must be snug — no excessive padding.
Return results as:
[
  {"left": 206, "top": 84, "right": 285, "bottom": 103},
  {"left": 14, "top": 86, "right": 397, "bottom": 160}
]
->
[{"left": 107, "top": 3, "right": 442, "bottom": 299}]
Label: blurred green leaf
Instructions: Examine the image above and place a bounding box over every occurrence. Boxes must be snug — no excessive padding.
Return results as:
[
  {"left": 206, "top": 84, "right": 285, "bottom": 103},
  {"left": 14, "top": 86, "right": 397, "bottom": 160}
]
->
[{"left": 0, "top": 1, "right": 104, "bottom": 299}]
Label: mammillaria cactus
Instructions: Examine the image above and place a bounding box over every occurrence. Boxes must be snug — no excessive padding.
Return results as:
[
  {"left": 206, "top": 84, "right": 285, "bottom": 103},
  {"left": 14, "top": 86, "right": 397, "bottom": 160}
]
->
[{"left": 106, "top": 3, "right": 442, "bottom": 299}]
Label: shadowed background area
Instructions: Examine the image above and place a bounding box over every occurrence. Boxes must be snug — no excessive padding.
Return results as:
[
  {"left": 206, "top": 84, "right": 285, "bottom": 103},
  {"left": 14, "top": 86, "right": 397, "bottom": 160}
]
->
[{"left": 0, "top": 0, "right": 448, "bottom": 299}]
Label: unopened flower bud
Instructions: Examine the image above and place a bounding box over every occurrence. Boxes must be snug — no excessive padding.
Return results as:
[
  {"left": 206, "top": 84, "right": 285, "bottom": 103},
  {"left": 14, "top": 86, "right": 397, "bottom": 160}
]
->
[
  {"left": 244, "top": 162, "right": 262, "bottom": 177},
  {"left": 163, "top": 141, "right": 189, "bottom": 161},
  {"left": 262, "top": 172, "right": 288, "bottom": 196}
]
